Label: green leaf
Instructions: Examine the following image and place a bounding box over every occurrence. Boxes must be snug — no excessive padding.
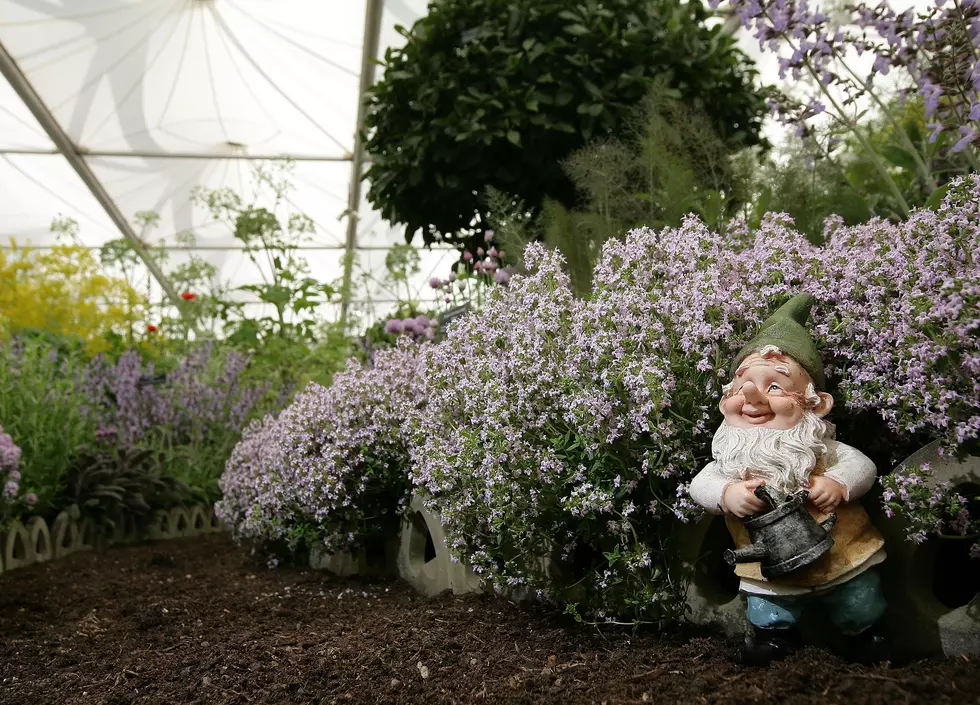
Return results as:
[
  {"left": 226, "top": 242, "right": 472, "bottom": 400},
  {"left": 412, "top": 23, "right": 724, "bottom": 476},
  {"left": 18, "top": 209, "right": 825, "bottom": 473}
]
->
[
  {"left": 925, "top": 184, "right": 950, "bottom": 211},
  {"left": 506, "top": 130, "right": 522, "bottom": 147},
  {"left": 555, "top": 87, "right": 574, "bottom": 107},
  {"left": 565, "top": 24, "right": 590, "bottom": 36},
  {"left": 879, "top": 145, "right": 918, "bottom": 172}
]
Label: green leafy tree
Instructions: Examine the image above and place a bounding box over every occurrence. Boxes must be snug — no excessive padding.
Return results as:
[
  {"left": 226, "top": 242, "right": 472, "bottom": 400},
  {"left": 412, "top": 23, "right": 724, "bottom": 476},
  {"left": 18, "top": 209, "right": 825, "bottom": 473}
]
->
[{"left": 365, "top": 0, "right": 767, "bottom": 252}]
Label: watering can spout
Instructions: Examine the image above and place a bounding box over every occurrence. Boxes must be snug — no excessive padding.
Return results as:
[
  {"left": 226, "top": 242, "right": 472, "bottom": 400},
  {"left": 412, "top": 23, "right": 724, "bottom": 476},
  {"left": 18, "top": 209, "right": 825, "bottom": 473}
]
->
[{"left": 723, "top": 542, "right": 768, "bottom": 566}]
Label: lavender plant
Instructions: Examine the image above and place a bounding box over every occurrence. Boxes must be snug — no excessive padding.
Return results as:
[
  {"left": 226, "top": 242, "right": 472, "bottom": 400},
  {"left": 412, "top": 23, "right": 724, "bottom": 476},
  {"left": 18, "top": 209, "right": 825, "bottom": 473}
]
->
[
  {"left": 0, "top": 339, "right": 95, "bottom": 513},
  {"left": 83, "top": 342, "right": 269, "bottom": 501},
  {"left": 217, "top": 343, "right": 423, "bottom": 557}
]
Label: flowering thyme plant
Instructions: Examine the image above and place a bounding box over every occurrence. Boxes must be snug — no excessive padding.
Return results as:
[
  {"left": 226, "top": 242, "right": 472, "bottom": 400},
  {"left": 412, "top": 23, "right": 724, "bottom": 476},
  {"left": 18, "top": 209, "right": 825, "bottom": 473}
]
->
[
  {"left": 880, "top": 463, "right": 978, "bottom": 551},
  {"left": 217, "top": 343, "right": 423, "bottom": 556},
  {"left": 814, "top": 175, "right": 980, "bottom": 455},
  {"left": 409, "top": 176, "right": 980, "bottom": 622}
]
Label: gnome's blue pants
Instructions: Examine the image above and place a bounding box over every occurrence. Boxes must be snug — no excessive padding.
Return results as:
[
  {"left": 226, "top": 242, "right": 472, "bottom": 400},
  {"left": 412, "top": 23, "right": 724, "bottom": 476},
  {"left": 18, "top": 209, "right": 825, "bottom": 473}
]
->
[{"left": 745, "top": 569, "right": 886, "bottom": 636}]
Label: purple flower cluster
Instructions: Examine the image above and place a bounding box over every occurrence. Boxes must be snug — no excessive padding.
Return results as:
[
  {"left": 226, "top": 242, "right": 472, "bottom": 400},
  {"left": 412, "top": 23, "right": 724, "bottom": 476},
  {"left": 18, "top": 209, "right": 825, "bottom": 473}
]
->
[
  {"left": 431, "top": 230, "right": 513, "bottom": 308},
  {"left": 880, "top": 463, "right": 977, "bottom": 549},
  {"left": 217, "top": 342, "right": 423, "bottom": 553},
  {"left": 82, "top": 342, "right": 268, "bottom": 447},
  {"left": 384, "top": 314, "right": 437, "bottom": 341},
  {"left": 0, "top": 426, "right": 35, "bottom": 511},
  {"left": 716, "top": 0, "right": 979, "bottom": 196}
]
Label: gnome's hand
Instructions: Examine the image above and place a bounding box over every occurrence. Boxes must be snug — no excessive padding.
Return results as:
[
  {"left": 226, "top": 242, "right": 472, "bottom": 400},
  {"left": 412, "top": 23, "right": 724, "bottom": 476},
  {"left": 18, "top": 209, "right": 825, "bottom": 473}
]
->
[
  {"left": 722, "top": 478, "right": 768, "bottom": 518},
  {"left": 808, "top": 476, "right": 846, "bottom": 513}
]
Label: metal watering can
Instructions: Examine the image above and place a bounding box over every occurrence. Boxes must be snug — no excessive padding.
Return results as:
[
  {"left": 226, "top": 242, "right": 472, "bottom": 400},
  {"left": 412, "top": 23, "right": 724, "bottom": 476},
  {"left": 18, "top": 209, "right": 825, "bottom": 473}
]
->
[{"left": 723, "top": 485, "right": 836, "bottom": 579}]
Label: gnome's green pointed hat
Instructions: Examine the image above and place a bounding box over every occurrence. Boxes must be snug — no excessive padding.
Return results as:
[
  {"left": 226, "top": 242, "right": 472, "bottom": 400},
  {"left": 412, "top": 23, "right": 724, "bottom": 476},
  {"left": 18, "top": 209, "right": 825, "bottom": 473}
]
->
[{"left": 731, "top": 293, "right": 826, "bottom": 390}]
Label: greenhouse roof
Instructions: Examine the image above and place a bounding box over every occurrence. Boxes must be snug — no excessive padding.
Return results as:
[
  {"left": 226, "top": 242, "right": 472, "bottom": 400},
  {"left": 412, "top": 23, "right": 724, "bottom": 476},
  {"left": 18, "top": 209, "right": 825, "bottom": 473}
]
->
[
  {"left": 0, "top": 0, "right": 928, "bottom": 327},
  {"left": 0, "top": 0, "right": 456, "bottom": 326}
]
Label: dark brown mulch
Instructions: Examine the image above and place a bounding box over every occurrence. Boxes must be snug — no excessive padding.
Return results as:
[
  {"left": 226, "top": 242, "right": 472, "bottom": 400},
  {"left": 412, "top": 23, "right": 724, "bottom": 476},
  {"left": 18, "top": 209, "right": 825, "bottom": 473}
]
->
[{"left": 0, "top": 534, "right": 977, "bottom": 705}]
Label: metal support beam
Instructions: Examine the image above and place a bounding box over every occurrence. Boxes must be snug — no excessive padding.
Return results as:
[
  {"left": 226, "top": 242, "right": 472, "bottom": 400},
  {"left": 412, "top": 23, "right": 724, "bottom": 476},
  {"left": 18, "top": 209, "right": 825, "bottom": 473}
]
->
[
  {"left": 0, "top": 147, "right": 353, "bottom": 162},
  {"left": 340, "top": 0, "right": 385, "bottom": 325},
  {"left": 2, "top": 243, "right": 457, "bottom": 253},
  {"left": 0, "top": 41, "right": 184, "bottom": 309}
]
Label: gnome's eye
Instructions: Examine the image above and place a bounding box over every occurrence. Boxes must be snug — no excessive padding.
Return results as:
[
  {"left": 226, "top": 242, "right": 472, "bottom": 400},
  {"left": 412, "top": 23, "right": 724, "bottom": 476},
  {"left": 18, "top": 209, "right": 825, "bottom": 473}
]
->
[{"left": 768, "top": 383, "right": 783, "bottom": 393}]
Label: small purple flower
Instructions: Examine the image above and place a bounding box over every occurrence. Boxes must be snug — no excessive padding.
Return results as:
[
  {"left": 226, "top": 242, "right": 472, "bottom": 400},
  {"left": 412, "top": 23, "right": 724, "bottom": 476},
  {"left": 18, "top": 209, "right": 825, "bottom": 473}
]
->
[
  {"left": 463, "top": 252, "right": 474, "bottom": 262},
  {"left": 429, "top": 277, "right": 441, "bottom": 289},
  {"left": 384, "top": 319, "right": 404, "bottom": 335},
  {"left": 9, "top": 469, "right": 20, "bottom": 482},
  {"left": 484, "top": 230, "right": 494, "bottom": 243},
  {"left": 488, "top": 246, "right": 499, "bottom": 258},
  {"left": 952, "top": 127, "right": 977, "bottom": 153},
  {"left": 477, "top": 247, "right": 485, "bottom": 257},
  {"left": 3, "top": 481, "right": 18, "bottom": 498},
  {"left": 493, "top": 269, "right": 511, "bottom": 285},
  {"left": 24, "top": 492, "right": 37, "bottom": 507}
]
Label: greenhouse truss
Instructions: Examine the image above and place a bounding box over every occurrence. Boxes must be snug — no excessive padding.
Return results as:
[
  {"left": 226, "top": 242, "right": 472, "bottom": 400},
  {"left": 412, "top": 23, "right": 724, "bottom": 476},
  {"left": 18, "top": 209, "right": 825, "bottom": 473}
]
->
[{"left": 0, "top": 0, "right": 458, "bottom": 328}]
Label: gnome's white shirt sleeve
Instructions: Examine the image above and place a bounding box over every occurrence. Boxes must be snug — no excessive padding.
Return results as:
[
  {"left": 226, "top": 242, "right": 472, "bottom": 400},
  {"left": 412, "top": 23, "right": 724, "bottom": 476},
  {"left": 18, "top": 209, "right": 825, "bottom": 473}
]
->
[
  {"left": 688, "top": 440, "right": 886, "bottom": 597},
  {"left": 688, "top": 439, "right": 876, "bottom": 514}
]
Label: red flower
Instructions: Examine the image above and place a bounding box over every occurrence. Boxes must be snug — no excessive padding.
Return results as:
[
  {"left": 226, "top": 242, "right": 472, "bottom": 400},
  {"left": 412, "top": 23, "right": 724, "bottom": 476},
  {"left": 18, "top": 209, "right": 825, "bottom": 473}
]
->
[
  {"left": 146, "top": 324, "right": 157, "bottom": 332},
  {"left": 181, "top": 291, "right": 196, "bottom": 301}
]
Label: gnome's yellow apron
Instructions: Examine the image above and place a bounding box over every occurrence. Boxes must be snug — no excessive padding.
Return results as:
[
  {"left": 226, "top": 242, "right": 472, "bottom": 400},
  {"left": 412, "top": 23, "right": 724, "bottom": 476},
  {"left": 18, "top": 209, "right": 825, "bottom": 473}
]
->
[{"left": 724, "top": 457, "right": 885, "bottom": 588}]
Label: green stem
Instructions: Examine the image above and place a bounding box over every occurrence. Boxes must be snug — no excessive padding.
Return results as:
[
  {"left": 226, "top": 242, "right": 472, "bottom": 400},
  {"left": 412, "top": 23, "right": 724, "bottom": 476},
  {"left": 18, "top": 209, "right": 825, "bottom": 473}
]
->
[
  {"left": 833, "top": 53, "right": 937, "bottom": 192},
  {"left": 802, "top": 58, "right": 910, "bottom": 217}
]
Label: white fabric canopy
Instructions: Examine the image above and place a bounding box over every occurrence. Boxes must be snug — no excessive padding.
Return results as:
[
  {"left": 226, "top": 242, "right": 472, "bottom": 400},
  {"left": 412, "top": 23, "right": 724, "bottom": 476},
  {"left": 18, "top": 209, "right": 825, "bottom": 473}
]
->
[
  {"left": 0, "top": 0, "right": 930, "bottom": 329},
  {"left": 0, "top": 0, "right": 456, "bottom": 328}
]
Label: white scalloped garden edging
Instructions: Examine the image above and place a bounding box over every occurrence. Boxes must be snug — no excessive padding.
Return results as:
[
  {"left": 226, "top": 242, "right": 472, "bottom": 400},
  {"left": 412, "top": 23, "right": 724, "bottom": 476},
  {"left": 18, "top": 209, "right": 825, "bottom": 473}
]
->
[{"left": 0, "top": 505, "right": 226, "bottom": 576}]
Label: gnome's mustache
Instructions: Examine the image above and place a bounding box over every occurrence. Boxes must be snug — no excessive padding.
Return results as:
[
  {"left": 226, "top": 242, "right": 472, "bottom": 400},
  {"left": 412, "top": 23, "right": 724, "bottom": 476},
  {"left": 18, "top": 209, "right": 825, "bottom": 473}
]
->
[{"left": 712, "top": 412, "right": 831, "bottom": 501}]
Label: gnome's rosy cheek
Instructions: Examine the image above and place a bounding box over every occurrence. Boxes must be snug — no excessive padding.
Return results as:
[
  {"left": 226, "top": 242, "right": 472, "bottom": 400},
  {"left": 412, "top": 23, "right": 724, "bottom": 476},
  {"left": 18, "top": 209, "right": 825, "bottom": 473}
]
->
[
  {"left": 719, "top": 393, "right": 742, "bottom": 417},
  {"left": 767, "top": 396, "right": 805, "bottom": 427}
]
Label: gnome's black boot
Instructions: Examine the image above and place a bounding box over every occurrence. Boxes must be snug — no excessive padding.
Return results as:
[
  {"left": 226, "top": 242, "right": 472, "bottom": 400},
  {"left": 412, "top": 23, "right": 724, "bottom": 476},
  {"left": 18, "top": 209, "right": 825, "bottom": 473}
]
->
[
  {"left": 838, "top": 626, "right": 891, "bottom": 666},
  {"left": 741, "top": 626, "right": 801, "bottom": 667}
]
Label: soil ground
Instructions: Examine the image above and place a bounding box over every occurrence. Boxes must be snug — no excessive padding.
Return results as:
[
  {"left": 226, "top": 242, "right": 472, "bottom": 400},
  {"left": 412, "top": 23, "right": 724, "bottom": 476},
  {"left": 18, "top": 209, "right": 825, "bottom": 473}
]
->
[{"left": 0, "top": 534, "right": 977, "bottom": 705}]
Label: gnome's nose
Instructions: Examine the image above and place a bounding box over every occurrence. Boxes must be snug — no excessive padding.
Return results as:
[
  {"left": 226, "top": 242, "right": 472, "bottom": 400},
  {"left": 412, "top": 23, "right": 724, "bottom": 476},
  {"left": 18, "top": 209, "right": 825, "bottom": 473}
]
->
[{"left": 741, "top": 381, "right": 766, "bottom": 405}]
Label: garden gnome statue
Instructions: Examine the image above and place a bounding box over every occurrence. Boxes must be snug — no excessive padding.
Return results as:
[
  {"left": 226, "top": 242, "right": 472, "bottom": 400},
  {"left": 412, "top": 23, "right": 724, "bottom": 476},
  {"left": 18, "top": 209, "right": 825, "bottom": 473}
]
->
[{"left": 689, "top": 294, "right": 890, "bottom": 667}]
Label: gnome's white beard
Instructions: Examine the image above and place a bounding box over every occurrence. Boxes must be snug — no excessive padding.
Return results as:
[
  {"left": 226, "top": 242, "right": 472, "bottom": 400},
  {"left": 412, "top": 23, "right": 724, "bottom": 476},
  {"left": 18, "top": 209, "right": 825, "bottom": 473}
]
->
[{"left": 712, "top": 411, "right": 831, "bottom": 502}]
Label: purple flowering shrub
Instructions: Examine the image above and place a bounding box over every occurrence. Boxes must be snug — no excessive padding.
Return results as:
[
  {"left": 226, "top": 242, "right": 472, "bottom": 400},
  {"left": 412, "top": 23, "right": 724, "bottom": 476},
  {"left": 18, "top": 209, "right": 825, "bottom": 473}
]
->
[
  {"left": 812, "top": 176, "right": 980, "bottom": 557},
  {"left": 217, "top": 343, "right": 422, "bottom": 556},
  {"left": 815, "top": 177, "right": 980, "bottom": 453},
  {"left": 409, "top": 243, "right": 697, "bottom": 623},
  {"left": 409, "top": 177, "right": 980, "bottom": 623}
]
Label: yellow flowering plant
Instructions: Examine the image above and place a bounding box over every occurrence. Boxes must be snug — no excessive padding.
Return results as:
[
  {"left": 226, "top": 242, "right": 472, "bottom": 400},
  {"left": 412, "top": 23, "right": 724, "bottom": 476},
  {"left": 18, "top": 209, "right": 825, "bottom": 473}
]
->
[{"left": 0, "top": 219, "right": 147, "bottom": 354}]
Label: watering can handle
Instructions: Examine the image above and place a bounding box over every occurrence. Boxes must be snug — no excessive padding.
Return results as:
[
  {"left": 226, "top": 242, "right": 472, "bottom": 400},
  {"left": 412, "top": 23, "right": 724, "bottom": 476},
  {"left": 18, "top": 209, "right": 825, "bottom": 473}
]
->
[
  {"left": 752, "top": 484, "right": 778, "bottom": 510},
  {"left": 820, "top": 512, "right": 837, "bottom": 534}
]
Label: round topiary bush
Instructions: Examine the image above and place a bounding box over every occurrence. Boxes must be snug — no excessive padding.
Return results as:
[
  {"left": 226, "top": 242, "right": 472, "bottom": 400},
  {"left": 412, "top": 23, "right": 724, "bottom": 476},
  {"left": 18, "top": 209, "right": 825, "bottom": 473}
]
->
[{"left": 365, "top": 0, "right": 767, "bottom": 249}]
